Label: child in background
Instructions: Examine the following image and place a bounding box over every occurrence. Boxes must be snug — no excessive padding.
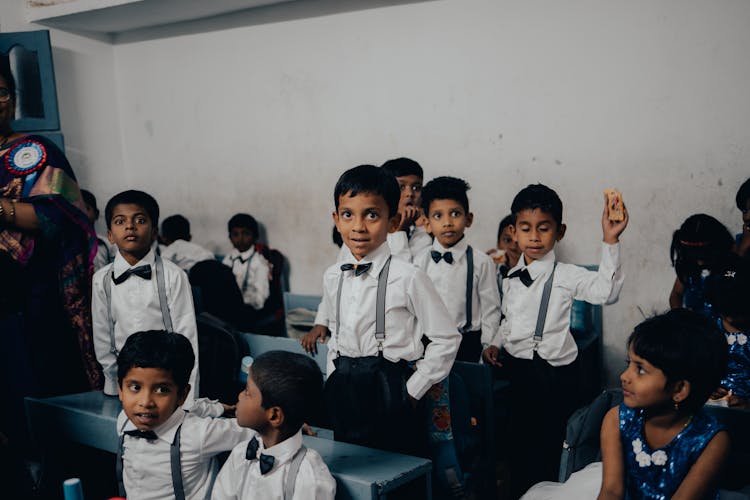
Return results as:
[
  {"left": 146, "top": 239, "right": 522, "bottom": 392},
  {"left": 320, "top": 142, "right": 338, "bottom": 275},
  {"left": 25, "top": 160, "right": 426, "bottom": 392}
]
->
[
  {"left": 160, "top": 214, "right": 214, "bottom": 272},
  {"left": 522, "top": 309, "right": 730, "bottom": 500},
  {"left": 708, "top": 255, "right": 750, "bottom": 409},
  {"left": 381, "top": 157, "right": 432, "bottom": 262},
  {"left": 668, "top": 214, "right": 734, "bottom": 318},
  {"left": 81, "top": 189, "right": 114, "bottom": 272},
  {"left": 117, "top": 331, "right": 253, "bottom": 500},
  {"left": 212, "top": 351, "right": 336, "bottom": 500},
  {"left": 93, "top": 190, "right": 199, "bottom": 402},
  {"left": 488, "top": 213, "right": 521, "bottom": 295},
  {"left": 735, "top": 177, "right": 750, "bottom": 257},
  {"left": 222, "top": 213, "right": 271, "bottom": 325}
]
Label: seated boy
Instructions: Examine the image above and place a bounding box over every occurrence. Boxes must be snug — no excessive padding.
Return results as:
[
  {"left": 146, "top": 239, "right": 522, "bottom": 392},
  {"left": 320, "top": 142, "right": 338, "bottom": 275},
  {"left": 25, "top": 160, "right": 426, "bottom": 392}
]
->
[
  {"left": 320, "top": 164, "right": 460, "bottom": 455},
  {"left": 481, "top": 183, "right": 628, "bottom": 496},
  {"left": 222, "top": 213, "right": 271, "bottom": 315},
  {"left": 735, "top": 177, "right": 750, "bottom": 257},
  {"left": 81, "top": 189, "right": 114, "bottom": 272},
  {"left": 212, "top": 351, "right": 336, "bottom": 499},
  {"left": 417, "top": 176, "right": 501, "bottom": 362},
  {"left": 92, "top": 190, "right": 200, "bottom": 402},
  {"left": 160, "top": 214, "right": 214, "bottom": 272},
  {"left": 116, "top": 331, "right": 254, "bottom": 500}
]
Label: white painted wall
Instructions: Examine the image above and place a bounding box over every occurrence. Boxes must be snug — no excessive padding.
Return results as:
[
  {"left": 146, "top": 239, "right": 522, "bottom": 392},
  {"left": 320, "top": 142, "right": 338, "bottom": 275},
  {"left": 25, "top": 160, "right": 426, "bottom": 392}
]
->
[{"left": 4, "top": 0, "right": 749, "bottom": 384}]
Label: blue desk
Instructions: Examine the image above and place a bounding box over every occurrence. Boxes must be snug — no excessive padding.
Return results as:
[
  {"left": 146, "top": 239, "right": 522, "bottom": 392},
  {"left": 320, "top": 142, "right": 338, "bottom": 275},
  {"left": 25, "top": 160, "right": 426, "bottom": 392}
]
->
[{"left": 25, "top": 391, "right": 432, "bottom": 500}]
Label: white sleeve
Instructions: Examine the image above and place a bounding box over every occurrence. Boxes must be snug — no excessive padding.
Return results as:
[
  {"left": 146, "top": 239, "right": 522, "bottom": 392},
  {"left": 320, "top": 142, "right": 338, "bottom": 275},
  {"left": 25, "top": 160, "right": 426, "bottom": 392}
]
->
[
  {"left": 92, "top": 268, "right": 118, "bottom": 395},
  {"left": 477, "top": 257, "right": 502, "bottom": 345},
  {"left": 246, "top": 254, "right": 271, "bottom": 310},
  {"left": 198, "top": 419, "right": 257, "bottom": 458},
  {"left": 210, "top": 444, "right": 244, "bottom": 500},
  {"left": 294, "top": 453, "right": 337, "bottom": 500},
  {"left": 387, "top": 231, "right": 413, "bottom": 263},
  {"left": 570, "top": 243, "right": 623, "bottom": 305},
  {"left": 487, "top": 278, "right": 511, "bottom": 349},
  {"left": 187, "top": 398, "right": 225, "bottom": 417},
  {"left": 168, "top": 267, "right": 200, "bottom": 404},
  {"left": 314, "top": 297, "right": 328, "bottom": 327}
]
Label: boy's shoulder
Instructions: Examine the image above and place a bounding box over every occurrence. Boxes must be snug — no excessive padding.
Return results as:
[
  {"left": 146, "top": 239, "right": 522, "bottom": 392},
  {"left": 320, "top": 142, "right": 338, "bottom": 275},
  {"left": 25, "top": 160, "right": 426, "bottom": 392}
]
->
[{"left": 93, "top": 261, "right": 114, "bottom": 285}]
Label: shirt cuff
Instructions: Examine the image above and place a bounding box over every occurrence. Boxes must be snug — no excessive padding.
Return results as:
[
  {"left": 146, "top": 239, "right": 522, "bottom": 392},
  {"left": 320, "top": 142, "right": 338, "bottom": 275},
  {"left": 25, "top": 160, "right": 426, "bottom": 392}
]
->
[{"left": 406, "top": 369, "right": 432, "bottom": 400}]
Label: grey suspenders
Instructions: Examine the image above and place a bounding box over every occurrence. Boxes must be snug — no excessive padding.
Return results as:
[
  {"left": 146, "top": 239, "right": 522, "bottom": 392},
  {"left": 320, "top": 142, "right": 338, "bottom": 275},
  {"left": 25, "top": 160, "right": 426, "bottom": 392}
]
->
[
  {"left": 423, "top": 246, "right": 475, "bottom": 333},
  {"left": 283, "top": 446, "right": 308, "bottom": 500},
  {"left": 335, "top": 257, "right": 392, "bottom": 353},
  {"left": 105, "top": 254, "right": 174, "bottom": 356},
  {"left": 532, "top": 262, "right": 557, "bottom": 350},
  {"left": 117, "top": 424, "right": 185, "bottom": 500}
]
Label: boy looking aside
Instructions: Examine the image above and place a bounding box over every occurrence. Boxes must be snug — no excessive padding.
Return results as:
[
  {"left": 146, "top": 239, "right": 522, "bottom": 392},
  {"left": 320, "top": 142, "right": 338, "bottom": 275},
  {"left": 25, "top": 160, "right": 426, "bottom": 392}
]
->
[
  {"left": 321, "top": 165, "right": 460, "bottom": 455},
  {"left": 117, "top": 331, "right": 253, "bottom": 500},
  {"left": 482, "top": 183, "right": 628, "bottom": 496},
  {"left": 93, "top": 190, "right": 199, "bottom": 402},
  {"left": 212, "top": 351, "right": 336, "bottom": 499}
]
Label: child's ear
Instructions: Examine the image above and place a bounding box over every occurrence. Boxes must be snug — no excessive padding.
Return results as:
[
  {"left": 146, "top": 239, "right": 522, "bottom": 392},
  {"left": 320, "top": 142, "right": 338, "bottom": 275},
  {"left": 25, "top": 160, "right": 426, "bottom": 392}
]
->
[
  {"left": 150, "top": 226, "right": 159, "bottom": 242},
  {"left": 466, "top": 212, "right": 474, "bottom": 228},
  {"left": 267, "top": 406, "right": 285, "bottom": 429},
  {"left": 107, "top": 229, "right": 115, "bottom": 245},
  {"left": 176, "top": 384, "right": 191, "bottom": 408},
  {"left": 509, "top": 224, "right": 518, "bottom": 241},
  {"left": 117, "top": 383, "right": 123, "bottom": 402},
  {"left": 672, "top": 380, "right": 691, "bottom": 407},
  {"left": 556, "top": 223, "right": 567, "bottom": 241}
]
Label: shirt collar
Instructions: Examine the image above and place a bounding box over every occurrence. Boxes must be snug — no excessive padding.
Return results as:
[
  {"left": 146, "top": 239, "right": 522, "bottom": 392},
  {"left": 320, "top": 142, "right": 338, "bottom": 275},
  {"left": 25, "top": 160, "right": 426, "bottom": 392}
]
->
[
  {"left": 113, "top": 247, "right": 156, "bottom": 277},
  {"left": 508, "top": 248, "right": 556, "bottom": 281},
  {"left": 120, "top": 407, "right": 186, "bottom": 445},
  {"left": 342, "top": 240, "right": 391, "bottom": 279},
  {"left": 431, "top": 236, "right": 467, "bottom": 260},
  {"left": 230, "top": 247, "right": 255, "bottom": 262},
  {"left": 258, "top": 430, "right": 304, "bottom": 472}
]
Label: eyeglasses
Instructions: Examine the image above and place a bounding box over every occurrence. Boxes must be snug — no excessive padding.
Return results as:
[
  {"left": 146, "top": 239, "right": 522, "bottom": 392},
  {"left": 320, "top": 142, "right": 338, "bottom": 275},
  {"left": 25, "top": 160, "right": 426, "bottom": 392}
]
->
[{"left": 0, "top": 88, "right": 13, "bottom": 103}]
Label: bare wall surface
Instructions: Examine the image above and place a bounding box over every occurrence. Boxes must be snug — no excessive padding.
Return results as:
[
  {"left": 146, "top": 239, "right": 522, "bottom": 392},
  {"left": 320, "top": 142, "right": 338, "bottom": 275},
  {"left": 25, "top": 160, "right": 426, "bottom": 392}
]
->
[{"left": 3, "top": 0, "right": 749, "bottom": 385}]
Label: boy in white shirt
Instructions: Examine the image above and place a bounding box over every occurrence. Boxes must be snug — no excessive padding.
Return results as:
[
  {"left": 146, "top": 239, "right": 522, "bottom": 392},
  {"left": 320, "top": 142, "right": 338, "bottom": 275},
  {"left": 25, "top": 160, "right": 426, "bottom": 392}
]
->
[
  {"left": 160, "top": 214, "right": 214, "bottom": 272},
  {"left": 321, "top": 165, "right": 460, "bottom": 456},
  {"left": 212, "top": 351, "right": 336, "bottom": 500},
  {"left": 417, "top": 176, "right": 501, "bottom": 362},
  {"left": 116, "top": 331, "right": 254, "bottom": 500},
  {"left": 92, "top": 190, "right": 200, "bottom": 403},
  {"left": 481, "top": 183, "right": 629, "bottom": 496}
]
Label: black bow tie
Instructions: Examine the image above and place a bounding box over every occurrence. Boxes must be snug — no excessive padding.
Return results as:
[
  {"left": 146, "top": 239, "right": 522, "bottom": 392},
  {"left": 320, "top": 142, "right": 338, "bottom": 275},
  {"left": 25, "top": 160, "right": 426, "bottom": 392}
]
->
[
  {"left": 245, "top": 437, "right": 275, "bottom": 474},
  {"left": 233, "top": 254, "right": 251, "bottom": 264},
  {"left": 341, "top": 262, "right": 372, "bottom": 277},
  {"left": 431, "top": 250, "right": 454, "bottom": 264},
  {"left": 124, "top": 429, "right": 158, "bottom": 440},
  {"left": 507, "top": 268, "right": 534, "bottom": 287},
  {"left": 113, "top": 264, "right": 152, "bottom": 285}
]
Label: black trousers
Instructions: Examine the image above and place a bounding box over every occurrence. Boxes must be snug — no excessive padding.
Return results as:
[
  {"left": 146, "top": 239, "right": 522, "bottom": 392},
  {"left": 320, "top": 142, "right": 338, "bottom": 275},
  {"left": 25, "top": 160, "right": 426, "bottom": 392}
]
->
[
  {"left": 503, "top": 351, "right": 578, "bottom": 499},
  {"left": 324, "top": 355, "right": 426, "bottom": 457}
]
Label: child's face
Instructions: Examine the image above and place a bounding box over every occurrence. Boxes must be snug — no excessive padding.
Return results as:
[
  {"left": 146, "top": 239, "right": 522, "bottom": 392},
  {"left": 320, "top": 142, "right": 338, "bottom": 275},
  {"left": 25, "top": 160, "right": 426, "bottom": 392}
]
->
[
  {"left": 229, "top": 227, "right": 255, "bottom": 253},
  {"left": 395, "top": 175, "right": 423, "bottom": 214},
  {"left": 620, "top": 346, "right": 674, "bottom": 410},
  {"left": 83, "top": 202, "right": 98, "bottom": 225},
  {"left": 236, "top": 370, "right": 272, "bottom": 431},
  {"left": 107, "top": 203, "right": 157, "bottom": 264},
  {"left": 333, "top": 191, "right": 399, "bottom": 261},
  {"left": 118, "top": 367, "right": 189, "bottom": 430},
  {"left": 425, "top": 199, "right": 472, "bottom": 248},
  {"left": 513, "top": 209, "right": 565, "bottom": 264},
  {"left": 497, "top": 225, "right": 521, "bottom": 261}
]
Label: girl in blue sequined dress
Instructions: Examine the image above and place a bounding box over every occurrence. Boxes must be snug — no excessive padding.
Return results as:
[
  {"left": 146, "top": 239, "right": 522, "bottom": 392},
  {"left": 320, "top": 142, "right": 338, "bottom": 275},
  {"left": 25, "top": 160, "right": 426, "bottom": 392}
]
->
[{"left": 668, "top": 214, "right": 734, "bottom": 319}]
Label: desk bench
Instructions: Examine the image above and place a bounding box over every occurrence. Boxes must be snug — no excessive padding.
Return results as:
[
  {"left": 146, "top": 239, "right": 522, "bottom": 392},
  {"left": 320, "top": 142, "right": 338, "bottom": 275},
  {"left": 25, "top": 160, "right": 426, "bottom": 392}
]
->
[{"left": 25, "top": 391, "right": 432, "bottom": 500}]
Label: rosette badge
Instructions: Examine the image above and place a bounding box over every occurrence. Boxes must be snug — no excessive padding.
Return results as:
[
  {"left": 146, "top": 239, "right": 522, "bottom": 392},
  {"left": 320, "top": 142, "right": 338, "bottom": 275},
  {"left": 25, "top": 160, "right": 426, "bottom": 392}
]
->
[{"left": 5, "top": 140, "right": 47, "bottom": 176}]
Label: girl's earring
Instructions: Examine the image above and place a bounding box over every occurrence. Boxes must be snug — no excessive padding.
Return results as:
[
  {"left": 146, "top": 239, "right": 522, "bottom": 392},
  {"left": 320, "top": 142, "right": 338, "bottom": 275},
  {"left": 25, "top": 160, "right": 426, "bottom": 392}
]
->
[{"left": 673, "top": 400, "right": 680, "bottom": 411}]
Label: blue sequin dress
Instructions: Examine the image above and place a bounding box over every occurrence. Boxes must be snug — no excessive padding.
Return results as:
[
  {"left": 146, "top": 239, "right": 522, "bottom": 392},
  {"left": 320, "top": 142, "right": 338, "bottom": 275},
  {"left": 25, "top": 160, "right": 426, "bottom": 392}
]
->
[
  {"left": 682, "top": 270, "right": 714, "bottom": 319},
  {"left": 620, "top": 403, "right": 724, "bottom": 499},
  {"left": 717, "top": 317, "right": 750, "bottom": 398}
]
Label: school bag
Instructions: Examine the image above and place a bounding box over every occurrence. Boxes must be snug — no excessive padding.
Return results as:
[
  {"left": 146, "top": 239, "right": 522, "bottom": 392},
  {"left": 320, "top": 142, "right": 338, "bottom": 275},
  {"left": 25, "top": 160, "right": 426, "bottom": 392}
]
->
[{"left": 195, "top": 312, "right": 249, "bottom": 403}]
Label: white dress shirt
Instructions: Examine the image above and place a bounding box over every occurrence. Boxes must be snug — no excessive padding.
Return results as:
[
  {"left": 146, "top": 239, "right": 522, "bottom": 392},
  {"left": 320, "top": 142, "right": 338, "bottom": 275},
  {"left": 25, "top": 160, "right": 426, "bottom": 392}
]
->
[
  {"left": 118, "top": 404, "right": 255, "bottom": 500},
  {"left": 489, "top": 243, "right": 623, "bottom": 366},
  {"left": 211, "top": 430, "right": 336, "bottom": 500},
  {"left": 387, "top": 224, "right": 432, "bottom": 263},
  {"left": 222, "top": 248, "right": 271, "bottom": 310},
  {"left": 321, "top": 242, "right": 460, "bottom": 399},
  {"left": 416, "top": 238, "right": 501, "bottom": 342},
  {"left": 161, "top": 239, "right": 215, "bottom": 272},
  {"left": 93, "top": 234, "right": 115, "bottom": 272},
  {"left": 92, "top": 248, "right": 200, "bottom": 400}
]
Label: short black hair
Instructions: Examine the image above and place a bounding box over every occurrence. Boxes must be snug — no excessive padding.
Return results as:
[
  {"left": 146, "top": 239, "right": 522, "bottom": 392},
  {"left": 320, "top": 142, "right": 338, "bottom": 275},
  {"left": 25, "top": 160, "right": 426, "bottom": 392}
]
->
[
  {"left": 670, "top": 213, "right": 734, "bottom": 282},
  {"left": 104, "top": 190, "right": 160, "bottom": 230},
  {"left": 628, "top": 309, "right": 727, "bottom": 414},
  {"left": 117, "top": 331, "right": 195, "bottom": 393},
  {"left": 227, "top": 213, "right": 259, "bottom": 238},
  {"left": 334, "top": 165, "right": 400, "bottom": 218},
  {"left": 0, "top": 63, "right": 16, "bottom": 97},
  {"left": 497, "top": 214, "right": 515, "bottom": 242},
  {"left": 162, "top": 214, "right": 190, "bottom": 242},
  {"left": 510, "top": 184, "right": 563, "bottom": 227},
  {"left": 421, "top": 176, "right": 471, "bottom": 214},
  {"left": 707, "top": 255, "right": 750, "bottom": 327},
  {"left": 81, "top": 189, "right": 99, "bottom": 215},
  {"left": 250, "top": 351, "right": 323, "bottom": 433},
  {"left": 737, "top": 177, "right": 750, "bottom": 210},
  {"left": 381, "top": 157, "right": 423, "bottom": 179}
]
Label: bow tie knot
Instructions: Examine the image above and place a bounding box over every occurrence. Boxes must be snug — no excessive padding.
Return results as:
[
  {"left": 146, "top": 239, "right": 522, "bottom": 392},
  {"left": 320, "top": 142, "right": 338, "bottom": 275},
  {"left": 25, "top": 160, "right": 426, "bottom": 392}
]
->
[
  {"left": 341, "top": 262, "right": 372, "bottom": 277},
  {"left": 245, "top": 437, "right": 275, "bottom": 474},
  {"left": 113, "top": 264, "right": 152, "bottom": 285},
  {"left": 124, "top": 429, "right": 158, "bottom": 440},
  {"left": 431, "top": 250, "right": 454, "bottom": 264},
  {"left": 507, "top": 268, "right": 534, "bottom": 287}
]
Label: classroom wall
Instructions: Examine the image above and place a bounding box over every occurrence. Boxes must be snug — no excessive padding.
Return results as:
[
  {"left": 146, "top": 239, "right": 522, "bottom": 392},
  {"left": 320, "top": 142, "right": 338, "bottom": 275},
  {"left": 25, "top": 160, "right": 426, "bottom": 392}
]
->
[{"left": 4, "top": 0, "right": 749, "bottom": 385}]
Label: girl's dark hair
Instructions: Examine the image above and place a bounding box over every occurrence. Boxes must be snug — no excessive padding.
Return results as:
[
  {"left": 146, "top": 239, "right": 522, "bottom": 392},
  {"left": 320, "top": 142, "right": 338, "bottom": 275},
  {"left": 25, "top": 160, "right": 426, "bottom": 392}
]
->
[
  {"left": 707, "top": 254, "right": 750, "bottom": 327},
  {"left": 628, "top": 309, "right": 727, "bottom": 414},
  {"left": 670, "top": 214, "right": 734, "bottom": 282},
  {"left": 250, "top": 351, "right": 323, "bottom": 433},
  {"left": 117, "top": 331, "right": 195, "bottom": 392},
  {"left": 334, "top": 165, "right": 400, "bottom": 218}
]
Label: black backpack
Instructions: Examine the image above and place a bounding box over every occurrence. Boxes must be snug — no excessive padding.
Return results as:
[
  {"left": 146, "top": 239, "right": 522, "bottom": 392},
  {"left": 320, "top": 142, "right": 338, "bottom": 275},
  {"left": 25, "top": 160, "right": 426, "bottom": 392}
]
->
[{"left": 196, "top": 312, "right": 249, "bottom": 403}]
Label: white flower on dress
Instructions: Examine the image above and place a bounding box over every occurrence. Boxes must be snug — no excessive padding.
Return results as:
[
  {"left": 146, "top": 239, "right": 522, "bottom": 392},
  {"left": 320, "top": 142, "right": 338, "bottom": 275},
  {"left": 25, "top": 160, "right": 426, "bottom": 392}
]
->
[
  {"left": 738, "top": 334, "right": 748, "bottom": 346},
  {"left": 728, "top": 334, "right": 737, "bottom": 345},
  {"left": 632, "top": 438, "right": 643, "bottom": 453},
  {"left": 651, "top": 450, "right": 668, "bottom": 466},
  {"left": 636, "top": 451, "right": 652, "bottom": 467}
]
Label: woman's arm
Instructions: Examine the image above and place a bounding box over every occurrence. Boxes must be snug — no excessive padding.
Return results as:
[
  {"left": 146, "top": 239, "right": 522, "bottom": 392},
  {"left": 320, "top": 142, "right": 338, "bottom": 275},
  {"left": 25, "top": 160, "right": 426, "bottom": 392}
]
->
[
  {"left": 598, "top": 407, "right": 624, "bottom": 500},
  {"left": 669, "top": 277, "right": 684, "bottom": 309},
  {"left": 672, "top": 430, "right": 730, "bottom": 500},
  {"left": 0, "top": 198, "right": 39, "bottom": 232}
]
